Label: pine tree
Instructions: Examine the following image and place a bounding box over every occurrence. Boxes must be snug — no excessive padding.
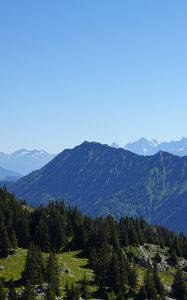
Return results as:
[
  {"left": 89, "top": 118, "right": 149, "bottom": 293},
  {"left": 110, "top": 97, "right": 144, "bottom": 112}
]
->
[
  {"left": 8, "top": 279, "right": 17, "bottom": 300},
  {"left": 21, "top": 282, "right": 35, "bottom": 300},
  {"left": 44, "top": 287, "right": 56, "bottom": 300},
  {"left": 35, "top": 216, "right": 50, "bottom": 252},
  {"left": 170, "top": 248, "right": 178, "bottom": 265},
  {"left": 172, "top": 270, "right": 186, "bottom": 300},
  {"left": 153, "top": 260, "right": 164, "bottom": 296},
  {"left": 89, "top": 247, "right": 98, "bottom": 268},
  {"left": 0, "top": 224, "right": 11, "bottom": 257},
  {"left": 108, "top": 252, "right": 120, "bottom": 292},
  {"left": 154, "top": 251, "right": 162, "bottom": 263},
  {"left": 0, "top": 279, "right": 6, "bottom": 300},
  {"left": 172, "top": 237, "right": 183, "bottom": 257},
  {"left": 117, "top": 290, "right": 125, "bottom": 300},
  {"left": 22, "top": 243, "right": 45, "bottom": 286},
  {"left": 80, "top": 274, "right": 91, "bottom": 299},
  {"left": 144, "top": 267, "right": 157, "bottom": 299},
  {"left": 128, "top": 224, "right": 139, "bottom": 245},
  {"left": 118, "top": 249, "right": 128, "bottom": 286},
  {"left": 46, "top": 252, "right": 60, "bottom": 296},
  {"left": 94, "top": 242, "right": 112, "bottom": 288},
  {"left": 129, "top": 264, "right": 138, "bottom": 287},
  {"left": 10, "top": 229, "right": 18, "bottom": 253},
  {"left": 137, "top": 285, "right": 147, "bottom": 300},
  {"left": 65, "top": 283, "right": 80, "bottom": 300}
]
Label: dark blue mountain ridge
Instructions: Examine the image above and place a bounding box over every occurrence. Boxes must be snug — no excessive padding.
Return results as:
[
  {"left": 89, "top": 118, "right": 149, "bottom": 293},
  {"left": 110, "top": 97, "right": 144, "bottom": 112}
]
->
[{"left": 13, "top": 141, "right": 187, "bottom": 234}]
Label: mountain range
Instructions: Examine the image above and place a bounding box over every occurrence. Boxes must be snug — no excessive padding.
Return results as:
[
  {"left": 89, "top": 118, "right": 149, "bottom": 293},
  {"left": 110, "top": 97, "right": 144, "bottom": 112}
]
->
[
  {"left": 123, "top": 137, "right": 187, "bottom": 156},
  {"left": 0, "top": 149, "right": 56, "bottom": 175},
  {"left": 0, "top": 166, "right": 22, "bottom": 182},
  {"left": 12, "top": 141, "right": 187, "bottom": 235},
  {"left": 1, "top": 137, "right": 187, "bottom": 178}
]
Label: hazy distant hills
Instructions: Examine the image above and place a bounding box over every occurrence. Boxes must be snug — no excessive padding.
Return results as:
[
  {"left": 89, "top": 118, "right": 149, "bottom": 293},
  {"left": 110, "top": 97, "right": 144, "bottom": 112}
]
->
[
  {"left": 123, "top": 137, "right": 187, "bottom": 156},
  {"left": 0, "top": 149, "right": 56, "bottom": 175},
  {"left": 0, "top": 166, "right": 22, "bottom": 182},
  {"left": 13, "top": 141, "right": 187, "bottom": 234}
]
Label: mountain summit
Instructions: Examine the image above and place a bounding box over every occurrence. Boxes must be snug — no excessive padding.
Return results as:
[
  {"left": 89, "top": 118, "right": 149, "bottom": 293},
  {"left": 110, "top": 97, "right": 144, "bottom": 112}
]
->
[
  {"left": 0, "top": 149, "right": 56, "bottom": 175},
  {"left": 124, "top": 137, "right": 187, "bottom": 156},
  {"left": 13, "top": 141, "right": 187, "bottom": 234}
]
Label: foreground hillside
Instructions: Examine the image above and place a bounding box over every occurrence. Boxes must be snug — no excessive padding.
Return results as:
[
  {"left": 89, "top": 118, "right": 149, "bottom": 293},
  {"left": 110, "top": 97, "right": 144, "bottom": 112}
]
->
[
  {"left": 13, "top": 141, "right": 187, "bottom": 234},
  {"left": 0, "top": 187, "right": 187, "bottom": 299},
  {"left": 0, "top": 245, "right": 187, "bottom": 299}
]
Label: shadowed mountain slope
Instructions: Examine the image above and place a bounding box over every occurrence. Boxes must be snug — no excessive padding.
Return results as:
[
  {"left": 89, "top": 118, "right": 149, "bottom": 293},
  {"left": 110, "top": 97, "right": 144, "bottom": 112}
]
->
[{"left": 13, "top": 141, "right": 187, "bottom": 234}]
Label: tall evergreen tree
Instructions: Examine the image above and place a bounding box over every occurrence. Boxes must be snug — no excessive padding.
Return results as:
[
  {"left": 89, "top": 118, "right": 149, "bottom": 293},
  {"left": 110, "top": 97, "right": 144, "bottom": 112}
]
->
[
  {"left": 80, "top": 274, "right": 91, "bottom": 299},
  {"left": 108, "top": 252, "right": 120, "bottom": 292},
  {"left": 0, "top": 224, "right": 11, "bottom": 257},
  {"left": 10, "top": 229, "right": 18, "bottom": 253},
  {"left": 0, "top": 279, "right": 6, "bottom": 300},
  {"left": 21, "top": 282, "right": 35, "bottom": 300},
  {"left": 44, "top": 287, "right": 56, "bottom": 300},
  {"left": 172, "top": 270, "right": 186, "bottom": 300},
  {"left": 46, "top": 252, "right": 60, "bottom": 296},
  {"left": 8, "top": 279, "right": 17, "bottom": 300},
  {"left": 153, "top": 261, "right": 164, "bottom": 296},
  {"left": 34, "top": 216, "right": 50, "bottom": 252},
  {"left": 144, "top": 266, "right": 157, "bottom": 299},
  {"left": 22, "top": 243, "right": 45, "bottom": 286},
  {"left": 65, "top": 283, "right": 80, "bottom": 300}
]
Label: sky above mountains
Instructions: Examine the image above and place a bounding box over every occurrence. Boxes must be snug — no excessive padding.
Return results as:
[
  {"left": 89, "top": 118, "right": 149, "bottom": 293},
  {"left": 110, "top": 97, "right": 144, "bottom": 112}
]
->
[{"left": 1, "top": 1, "right": 187, "bottom": 153}]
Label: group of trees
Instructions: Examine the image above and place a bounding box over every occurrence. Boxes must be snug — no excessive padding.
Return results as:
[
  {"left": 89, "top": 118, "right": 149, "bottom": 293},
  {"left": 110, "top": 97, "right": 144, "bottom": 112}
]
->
[
  {"left": 0, "top": 242, "right": 60, "bottom": 300},
  {"left": 0, "top": 186, "right": 187, "bottom": 299},
  {"left": 1, "top": 186, "right": 187, "bottom": 260}
]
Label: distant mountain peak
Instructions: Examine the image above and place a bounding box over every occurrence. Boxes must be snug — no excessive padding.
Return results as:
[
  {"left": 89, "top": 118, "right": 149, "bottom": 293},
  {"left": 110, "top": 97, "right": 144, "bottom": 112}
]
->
[
  {"left": 111, "top": 142, "right": 120, "bottom": 149},
  {"left": 124, "top": 137, "right": 187, "bottom": 157},
  {"left": 12, "top": 149, "right": 50, "bottom": 157},
  {"left": 0, "top": 149, "right": 56, "bottom": 175}
]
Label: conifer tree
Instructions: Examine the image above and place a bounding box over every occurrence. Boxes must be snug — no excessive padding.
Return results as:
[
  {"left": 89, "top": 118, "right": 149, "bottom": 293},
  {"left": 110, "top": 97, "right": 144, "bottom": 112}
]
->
[
  {"left": 153, "top": 260, "right": 164, "bottom": 296},
  {"left": 44, "top": 287, "right": 56, "bottom": 300},
  {"left": 117, "top": 290, "right": 125, "bottom": 300},
  {"left": 80, "top": 274, "right": 91, "bottom": 299},
  {"left": 35, "top": 216, "right": 50, "bottom": 252},
  {"left": 170, "top": 249, "right": 178, "bottom": 265},
  {"left": 118, "top": 249, "right": 128, "bottom": 286},
  {"left": 128, "top": 264, "right": 138, "bottom": 297},
  {"left": 10, "top": 229, "right": 18, "bottom": 253},
  {"left": 108, "top": 252, "right": 120, "bottom": 292},
  {"left": 0, "top": 279, "right": 6, "bottom": 300},
  {"left": 66, "top": 283, "right": 80, "bottom": 300},
  {"left": 104, "top": 290, "right": 116, "bottom": 300},
  {"left": 21, "top": 282, "right": 36, "bottom": 300},
  {"left": 46, "top": 252, "right": 60, "bottom": 296},
  {"left": 8, "top": 279, "right": 17, "bottom": 300},
  {"left": 172, "top": 270, "right": 186, "bottom": 300},
  {"left": 89, "top": 247, "right": 98, "bottom": 268},
  {"left": 144, "top": 266, "right": 157, "bottom": 299},
  {"left": 128, "top": 224, "right": 139, "bottom": 245},
  {"left": 137, "top": 285, "right": 147, "bottom": 300},
  {"left": 94, "top": 242, "right": 112, "bottom": 288},
  {"left": 0, "top": 224, "right": 11, "bottom": 257},
  {"left": 172, "top": 237, "right": 183, "bottom": 257},
  {"left": 22, "top": 243, "right": 45, "bottom": 286}
]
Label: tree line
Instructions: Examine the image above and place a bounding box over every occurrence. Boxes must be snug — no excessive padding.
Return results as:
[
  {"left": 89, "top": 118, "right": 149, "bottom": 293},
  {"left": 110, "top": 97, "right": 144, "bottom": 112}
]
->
[{"left": 0, "top": 186, "right": 187, "bottom": 299}]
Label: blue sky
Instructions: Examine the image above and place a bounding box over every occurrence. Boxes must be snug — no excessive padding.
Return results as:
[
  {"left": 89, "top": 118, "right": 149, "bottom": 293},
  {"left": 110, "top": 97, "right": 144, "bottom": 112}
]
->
[{"left": 1, "top": 1, "right": 187, "bottom": 153}]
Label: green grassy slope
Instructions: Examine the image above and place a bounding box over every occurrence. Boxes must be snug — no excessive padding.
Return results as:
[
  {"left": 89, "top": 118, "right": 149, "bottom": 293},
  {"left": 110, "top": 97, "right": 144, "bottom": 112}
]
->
[{"left": 0, "top": 245, "right": 186, "bottom": 299}]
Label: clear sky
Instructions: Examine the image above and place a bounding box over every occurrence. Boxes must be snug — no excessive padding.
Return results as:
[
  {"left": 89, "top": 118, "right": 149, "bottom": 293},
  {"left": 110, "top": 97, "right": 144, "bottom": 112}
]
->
[{"left": 1, "top": 0, "right": 187, "bottom": 153}]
